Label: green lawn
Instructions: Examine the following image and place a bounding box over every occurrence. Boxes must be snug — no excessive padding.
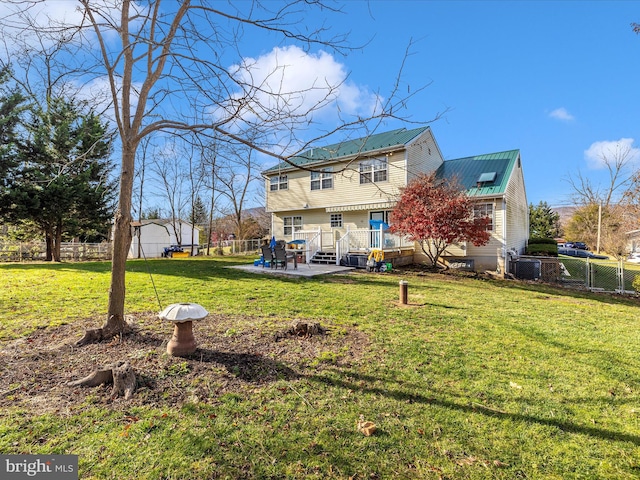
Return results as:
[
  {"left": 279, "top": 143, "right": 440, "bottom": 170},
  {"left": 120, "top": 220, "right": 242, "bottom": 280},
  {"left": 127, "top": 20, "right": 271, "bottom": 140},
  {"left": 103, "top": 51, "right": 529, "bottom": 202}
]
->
[{"left": 2, "top": 257, "right": 640, "bottom": 479}]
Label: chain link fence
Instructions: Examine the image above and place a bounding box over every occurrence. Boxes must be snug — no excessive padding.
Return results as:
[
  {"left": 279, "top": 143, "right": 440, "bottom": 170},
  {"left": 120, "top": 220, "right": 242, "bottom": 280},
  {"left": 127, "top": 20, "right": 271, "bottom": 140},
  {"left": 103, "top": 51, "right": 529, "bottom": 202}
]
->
[
  {"left": 199, "top": 239, "right": 263, "bottom": 256},
  {"left": 510, "top": 255, "right": 640, "bottom": 295}
]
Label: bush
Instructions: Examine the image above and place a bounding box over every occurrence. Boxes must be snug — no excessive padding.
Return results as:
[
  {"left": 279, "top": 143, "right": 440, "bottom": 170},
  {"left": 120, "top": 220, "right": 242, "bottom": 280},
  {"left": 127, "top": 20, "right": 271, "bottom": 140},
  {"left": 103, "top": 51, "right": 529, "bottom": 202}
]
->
[
  {"left": 529, "top": 237, "right": 558, "bottom": 245},
  {"left": 632, "top": 275, "right": 640, "bottom": 292},
  {"left": 526, "top": 243, "right": 558, "bottom": 256}
]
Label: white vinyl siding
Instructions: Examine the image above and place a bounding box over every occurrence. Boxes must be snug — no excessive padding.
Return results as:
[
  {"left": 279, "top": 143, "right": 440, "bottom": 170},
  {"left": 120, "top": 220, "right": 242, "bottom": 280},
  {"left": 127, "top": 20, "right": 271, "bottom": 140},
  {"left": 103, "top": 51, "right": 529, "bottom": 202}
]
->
[{"left": 504, "top": 155, "right": 529, "bottom": 253}]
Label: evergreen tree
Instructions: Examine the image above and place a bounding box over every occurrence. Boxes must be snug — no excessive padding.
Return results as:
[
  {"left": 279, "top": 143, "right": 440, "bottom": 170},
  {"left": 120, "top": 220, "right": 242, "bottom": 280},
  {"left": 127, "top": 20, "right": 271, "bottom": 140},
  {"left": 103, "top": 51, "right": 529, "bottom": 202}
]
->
[
  {"left": 2, "top": 98, "right": 115, "bottom": 260},
  {"left": 189, "top": 195, "right": 208, "bottom": 226},
  {"left": 0, "top": 67, "right": 26, "bottom": 212},
  {"left": 529, "top": 201, "right": 561, "bottom": 238}
]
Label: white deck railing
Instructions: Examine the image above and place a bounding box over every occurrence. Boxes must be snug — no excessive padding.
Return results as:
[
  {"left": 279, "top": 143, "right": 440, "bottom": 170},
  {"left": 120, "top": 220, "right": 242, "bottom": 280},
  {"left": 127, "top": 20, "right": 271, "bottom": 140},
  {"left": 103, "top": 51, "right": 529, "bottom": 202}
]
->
[
  {"left": 297, "top": 227, "right": 413, "bottom": 265},
  {"left": 336, "top": 227, "right": 414, "bottom": 265}
]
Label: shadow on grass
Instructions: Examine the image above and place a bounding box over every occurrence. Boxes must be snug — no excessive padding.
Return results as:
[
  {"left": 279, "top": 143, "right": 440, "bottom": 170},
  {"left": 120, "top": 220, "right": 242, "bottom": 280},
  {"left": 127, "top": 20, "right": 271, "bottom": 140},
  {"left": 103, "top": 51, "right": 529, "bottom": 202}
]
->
[
  {"left": 192, "top": 348, "right": 299, "bottom": 383},
  {"left": 3, "top": 257, "right": 640, "bottom": 308},
  {"left": 307, "top": 369, "right": 640, "bottom": 446}
]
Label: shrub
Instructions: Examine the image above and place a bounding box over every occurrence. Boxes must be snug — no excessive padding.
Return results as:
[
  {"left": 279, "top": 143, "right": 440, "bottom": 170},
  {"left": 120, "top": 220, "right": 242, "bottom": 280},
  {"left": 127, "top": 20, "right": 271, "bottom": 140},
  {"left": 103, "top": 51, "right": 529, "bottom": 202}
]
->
[
  {"left": 529, "top": 237, "right": 558, "bottom": 245},
  {"left": 526, "top": 243, "right": 558, "bottom": 256}
]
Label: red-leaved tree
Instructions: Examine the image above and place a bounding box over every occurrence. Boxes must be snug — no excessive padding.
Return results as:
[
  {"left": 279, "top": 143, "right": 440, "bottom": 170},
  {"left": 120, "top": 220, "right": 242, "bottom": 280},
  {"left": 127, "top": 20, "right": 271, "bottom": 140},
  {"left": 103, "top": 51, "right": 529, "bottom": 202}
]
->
[{"left": 389, "top": 173, "right": 491, "bottom": 267}]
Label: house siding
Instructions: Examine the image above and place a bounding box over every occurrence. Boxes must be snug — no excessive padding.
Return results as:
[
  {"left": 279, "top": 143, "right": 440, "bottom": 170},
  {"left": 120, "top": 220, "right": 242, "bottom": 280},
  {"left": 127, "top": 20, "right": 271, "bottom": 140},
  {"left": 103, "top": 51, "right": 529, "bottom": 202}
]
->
[
  {"left": 266, "top": 153, "right": 407, "bottom": 214},
  {"left": 504, "top": 156, "right": 529, "bottom": 254},
  {"left": 271, "top": 207, "right": 386, "bottom": 242},
  {"left": 406, "top": 129, "right": 444, "bottom": 182},
  {"left": 414, "top": 196, "right": 505, "bottom": 270},
  {"left": 263, "top": 128, "right": 528, "bottom": 272}
]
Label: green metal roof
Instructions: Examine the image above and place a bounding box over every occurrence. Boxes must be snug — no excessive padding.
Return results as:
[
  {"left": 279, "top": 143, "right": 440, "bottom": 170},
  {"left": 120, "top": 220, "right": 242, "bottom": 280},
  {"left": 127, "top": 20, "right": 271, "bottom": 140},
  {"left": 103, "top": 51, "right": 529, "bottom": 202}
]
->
[
  {"left": 435, "top": 149, "right": 520, "bottom": 197},
  {"left": 263, "top": 126, "right": 430, "bottom": 174}
]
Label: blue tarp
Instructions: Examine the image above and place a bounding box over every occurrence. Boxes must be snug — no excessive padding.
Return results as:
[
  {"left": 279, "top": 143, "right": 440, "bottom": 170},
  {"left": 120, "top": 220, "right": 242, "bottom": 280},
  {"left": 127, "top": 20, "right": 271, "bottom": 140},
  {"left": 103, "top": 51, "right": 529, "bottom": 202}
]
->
[{"left": 369, "top": 220, "right": 389, "bottom": 230}]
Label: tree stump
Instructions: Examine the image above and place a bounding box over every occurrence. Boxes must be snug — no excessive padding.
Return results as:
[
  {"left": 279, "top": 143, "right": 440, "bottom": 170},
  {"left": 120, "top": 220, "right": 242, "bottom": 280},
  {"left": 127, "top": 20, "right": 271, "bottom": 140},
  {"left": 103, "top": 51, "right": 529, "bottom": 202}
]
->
[
  {"left": 68, "top": 360, "right": 136, "bottom": 400},
  {"left": 75, "top": 315, "right": 133, "bottom": 347},
  {"left": 289, "top": 321, "right": 322, "bottom": 338}
]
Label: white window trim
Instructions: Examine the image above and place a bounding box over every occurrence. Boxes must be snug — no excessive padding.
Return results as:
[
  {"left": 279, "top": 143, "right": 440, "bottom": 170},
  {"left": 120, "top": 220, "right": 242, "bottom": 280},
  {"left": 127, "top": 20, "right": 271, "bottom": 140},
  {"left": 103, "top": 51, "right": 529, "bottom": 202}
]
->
[
  {"left": 311, "top": 169, "right": 333, "bottom": 191},
  {"left": 359, "top": 158, "right": 388, "bottom": 184}
]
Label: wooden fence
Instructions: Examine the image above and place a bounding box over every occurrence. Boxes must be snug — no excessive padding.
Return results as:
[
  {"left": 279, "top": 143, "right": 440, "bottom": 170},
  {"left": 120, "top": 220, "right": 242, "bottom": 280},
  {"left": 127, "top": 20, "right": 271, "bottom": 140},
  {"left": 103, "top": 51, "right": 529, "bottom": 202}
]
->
[{"left": 0, "top": 242, "right": 112, "bottom": 262}]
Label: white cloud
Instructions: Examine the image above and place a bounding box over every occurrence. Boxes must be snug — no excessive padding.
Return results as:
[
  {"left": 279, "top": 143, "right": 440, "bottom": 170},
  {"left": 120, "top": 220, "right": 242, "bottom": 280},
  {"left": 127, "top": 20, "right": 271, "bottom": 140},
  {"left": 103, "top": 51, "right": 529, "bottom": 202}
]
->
[
  {"left": 549, "top": 107, "right": 574, "bottom": 121},
  {"left": 71, "top": 76, "right": 141, "bottom": 126},
  {"left": 584, "top": 138, "right": 640, "bottom": 169},
  {"left": 224, "top": 45, "right": 381, "bottom": 125},
  {"left": 0, "top": 1, "right": 145, "bottom": 53}
]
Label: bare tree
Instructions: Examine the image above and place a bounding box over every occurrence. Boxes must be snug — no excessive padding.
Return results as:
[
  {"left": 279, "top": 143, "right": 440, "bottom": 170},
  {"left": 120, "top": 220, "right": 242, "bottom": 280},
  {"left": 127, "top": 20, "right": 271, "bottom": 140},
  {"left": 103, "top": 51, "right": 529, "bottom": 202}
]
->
[
  {"left": 150, "top": 138, "right": 190, "bottom": 247},
  {"left": 566, "top": 141, "right": 637, "bottom": 209},
  {"left": 565, "top": 141, "right": 639, "bottom": 255},
  {"left": 2, "top": 1, "right": 429, "bottom": 343},
  {"left": 214, "top": 139, "right": 262, "bottom": 240},
  {"left": 185, "top": 137, "right": 207, "bottom": 255}
]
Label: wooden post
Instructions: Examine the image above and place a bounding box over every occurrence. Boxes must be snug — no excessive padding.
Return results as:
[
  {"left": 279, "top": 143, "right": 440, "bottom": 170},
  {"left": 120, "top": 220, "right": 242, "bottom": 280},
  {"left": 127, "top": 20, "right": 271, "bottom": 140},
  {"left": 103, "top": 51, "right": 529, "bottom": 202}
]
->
[{"left": 399, "top": 280, "right": 408, "bottom": 305}]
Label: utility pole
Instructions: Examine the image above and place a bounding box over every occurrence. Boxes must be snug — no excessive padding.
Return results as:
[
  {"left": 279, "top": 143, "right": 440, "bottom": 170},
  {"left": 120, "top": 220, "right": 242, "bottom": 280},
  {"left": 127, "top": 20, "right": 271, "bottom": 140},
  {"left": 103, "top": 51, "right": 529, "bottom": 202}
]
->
[{"left": 596, "top": 203, "right": 602, "bottom": 253}]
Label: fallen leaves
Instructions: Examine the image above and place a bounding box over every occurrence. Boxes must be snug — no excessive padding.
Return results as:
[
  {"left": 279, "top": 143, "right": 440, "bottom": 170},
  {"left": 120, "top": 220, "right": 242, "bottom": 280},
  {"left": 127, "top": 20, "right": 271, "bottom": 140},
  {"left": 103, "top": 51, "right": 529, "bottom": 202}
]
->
[{"left": 357, "top": 415, "right": 377, "bottom": 436}]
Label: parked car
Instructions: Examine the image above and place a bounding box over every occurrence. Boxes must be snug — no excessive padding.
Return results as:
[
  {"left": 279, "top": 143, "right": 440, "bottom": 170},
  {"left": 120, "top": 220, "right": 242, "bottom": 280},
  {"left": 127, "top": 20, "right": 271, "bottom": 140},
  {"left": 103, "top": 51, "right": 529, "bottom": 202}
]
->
[
  {"left": 626, "top": 253, "right": 640, "bottom": 263},
  {"left": 558, "top": 247, "right": 608, "bottom": 259},
  {"left": 564, "top": 241, "right": 588, "bottom": 250}
]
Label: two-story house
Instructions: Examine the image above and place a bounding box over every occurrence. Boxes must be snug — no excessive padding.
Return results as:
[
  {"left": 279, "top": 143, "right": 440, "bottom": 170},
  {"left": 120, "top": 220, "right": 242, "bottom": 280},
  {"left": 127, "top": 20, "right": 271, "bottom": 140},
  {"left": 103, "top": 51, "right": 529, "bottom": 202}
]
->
[{"left": 262, "top": 126, "right": 528, "bottom": 273}]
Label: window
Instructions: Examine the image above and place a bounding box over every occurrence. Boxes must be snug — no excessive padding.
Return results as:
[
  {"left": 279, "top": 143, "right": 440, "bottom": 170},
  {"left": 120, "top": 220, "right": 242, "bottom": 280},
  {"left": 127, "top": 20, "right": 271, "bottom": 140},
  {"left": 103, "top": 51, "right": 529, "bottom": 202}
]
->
[
  {"left": 359, "top": 158, "right": 388, "bottom": 184},
  {"left": 283, "top": 216, "right": 302, "bottom": 236},
  {"left": 473, "top": 203, "right": 494, "bottom": 231},
  {"left": 330, "top": 213, "right": 342, "bottom": 228},
  {"left": 311, "top": 169, "right": 333, "bottom": 190},
  {"left": 270, "top": 175, "right": 288, "bottom": 191}
]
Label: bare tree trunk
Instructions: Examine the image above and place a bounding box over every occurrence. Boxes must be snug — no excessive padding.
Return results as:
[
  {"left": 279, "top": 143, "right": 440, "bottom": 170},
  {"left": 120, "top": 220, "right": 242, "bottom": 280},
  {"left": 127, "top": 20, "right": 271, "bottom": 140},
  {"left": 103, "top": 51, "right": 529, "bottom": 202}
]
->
[{"left": 76, "top": 146, "right": 135, "bottom": 345}]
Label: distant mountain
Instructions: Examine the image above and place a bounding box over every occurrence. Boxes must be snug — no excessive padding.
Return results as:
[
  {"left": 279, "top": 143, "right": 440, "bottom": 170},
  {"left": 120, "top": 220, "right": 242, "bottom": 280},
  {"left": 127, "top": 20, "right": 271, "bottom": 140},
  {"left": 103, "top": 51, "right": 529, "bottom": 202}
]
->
[{"left": 551, "top": 206, "right": 578, "bottom": 225}]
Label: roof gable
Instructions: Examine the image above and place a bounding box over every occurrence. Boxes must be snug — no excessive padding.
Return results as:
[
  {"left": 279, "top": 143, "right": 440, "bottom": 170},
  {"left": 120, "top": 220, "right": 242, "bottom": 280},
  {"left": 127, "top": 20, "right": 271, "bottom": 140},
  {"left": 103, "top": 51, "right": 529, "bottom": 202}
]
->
[
  {"left": 435, "top": 149, "right": 520, "bottom": 197},
  {"left": 263, "top": 126, "right": 430, "bottom": 174}
]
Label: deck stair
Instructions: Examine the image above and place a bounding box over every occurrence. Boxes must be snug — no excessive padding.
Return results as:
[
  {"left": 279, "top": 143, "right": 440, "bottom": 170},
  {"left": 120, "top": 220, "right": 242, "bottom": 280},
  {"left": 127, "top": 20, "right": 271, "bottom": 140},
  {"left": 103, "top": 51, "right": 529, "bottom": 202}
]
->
[{"left": 311, "top": 250, "right": 337, "bottom": 265}]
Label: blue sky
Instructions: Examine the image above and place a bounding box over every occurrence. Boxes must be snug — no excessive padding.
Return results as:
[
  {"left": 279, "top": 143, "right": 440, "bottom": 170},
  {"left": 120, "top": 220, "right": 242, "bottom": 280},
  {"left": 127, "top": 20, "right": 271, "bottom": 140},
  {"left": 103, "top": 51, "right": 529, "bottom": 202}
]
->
[
  {"left": 346, "top": 1, "right": 640, "bottom": 205},
  {"left": 316, "top": 1, "right": 640, "bottom": 208},
  {"left": 2, "top": 1, "right": 637, "bottom": 213},
  {"left": 220, "top": 0, "right": 639, "bottom": 209}
]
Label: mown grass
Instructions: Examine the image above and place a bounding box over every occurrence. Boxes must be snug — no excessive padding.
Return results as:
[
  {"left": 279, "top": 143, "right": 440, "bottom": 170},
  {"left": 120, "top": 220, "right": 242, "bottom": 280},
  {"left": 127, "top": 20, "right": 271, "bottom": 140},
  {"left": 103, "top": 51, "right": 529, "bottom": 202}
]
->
[{"left": 2, "top": 257, "right": 640, "bottom": 478}]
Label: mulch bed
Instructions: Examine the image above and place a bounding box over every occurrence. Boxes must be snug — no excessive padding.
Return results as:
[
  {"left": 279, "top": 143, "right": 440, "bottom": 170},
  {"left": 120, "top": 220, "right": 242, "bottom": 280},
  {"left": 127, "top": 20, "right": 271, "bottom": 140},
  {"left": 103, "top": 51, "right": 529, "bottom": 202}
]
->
[{"left": 0, "top": 314, "right": 369, "bottom": 413}]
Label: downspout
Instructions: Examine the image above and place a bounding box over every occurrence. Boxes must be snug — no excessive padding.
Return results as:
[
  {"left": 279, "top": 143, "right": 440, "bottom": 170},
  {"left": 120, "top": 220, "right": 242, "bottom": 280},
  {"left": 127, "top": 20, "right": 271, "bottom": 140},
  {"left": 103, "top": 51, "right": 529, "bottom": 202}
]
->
[{"left": 501, "top": 197, "right": 507, "bottom": 275}]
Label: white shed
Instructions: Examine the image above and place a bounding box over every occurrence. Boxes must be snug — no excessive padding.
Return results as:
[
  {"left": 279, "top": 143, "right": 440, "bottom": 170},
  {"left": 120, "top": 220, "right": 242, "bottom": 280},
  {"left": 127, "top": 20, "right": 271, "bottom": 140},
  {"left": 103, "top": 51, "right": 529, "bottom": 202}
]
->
[{"left": 129, "top": 220, "right": 200, "bottom": 258}]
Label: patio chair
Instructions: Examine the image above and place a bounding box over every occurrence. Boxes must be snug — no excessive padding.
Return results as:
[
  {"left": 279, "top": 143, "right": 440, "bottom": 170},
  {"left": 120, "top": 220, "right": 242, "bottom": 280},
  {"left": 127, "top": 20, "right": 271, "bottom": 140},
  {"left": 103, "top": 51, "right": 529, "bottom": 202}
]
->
[
  {"left": 272, "top": 245, "right": 288, "bottom": 270},
  {"left": 260, "top": 245, "right": 274, "bottom": 268}
]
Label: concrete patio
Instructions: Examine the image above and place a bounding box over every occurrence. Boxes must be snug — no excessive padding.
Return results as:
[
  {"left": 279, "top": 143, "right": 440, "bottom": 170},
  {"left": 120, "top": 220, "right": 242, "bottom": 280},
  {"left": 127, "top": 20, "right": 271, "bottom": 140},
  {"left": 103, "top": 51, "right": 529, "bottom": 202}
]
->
[{"left": 230, "top": 262, "right": 355, "bottom": 277}]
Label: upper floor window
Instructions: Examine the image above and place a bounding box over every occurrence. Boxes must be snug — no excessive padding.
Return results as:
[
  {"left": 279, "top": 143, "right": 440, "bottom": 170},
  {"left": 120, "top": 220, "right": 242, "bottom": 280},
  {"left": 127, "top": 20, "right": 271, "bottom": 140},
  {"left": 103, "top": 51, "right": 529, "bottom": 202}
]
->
[
  {"left": 473, "top": 203, "right": 494, "bottom": 231},
  {"left": 311, "top": 169, "right": 333, "bottom": 190},
  {"left": 270, "top": 175, "right": 288, "bottom": 191},
  {"left": 359, "top": 158, "right": 388, "bottom": 184}
]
